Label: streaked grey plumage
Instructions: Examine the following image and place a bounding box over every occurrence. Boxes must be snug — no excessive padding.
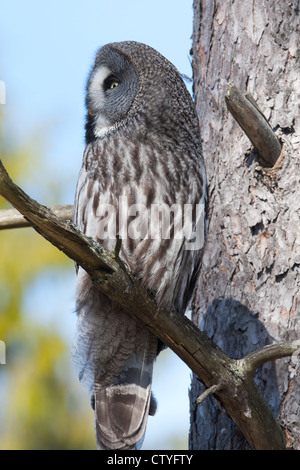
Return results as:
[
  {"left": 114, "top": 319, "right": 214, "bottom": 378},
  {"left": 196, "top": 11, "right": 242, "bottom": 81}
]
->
[{"left": 73, "top": 41, "right": 207, "bottom": 450}]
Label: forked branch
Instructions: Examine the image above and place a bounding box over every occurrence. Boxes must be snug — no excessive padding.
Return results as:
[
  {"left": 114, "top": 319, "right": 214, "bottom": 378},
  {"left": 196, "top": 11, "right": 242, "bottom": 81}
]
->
[{"left": 0, "top": 157, "right": 298, "bottom": 450}]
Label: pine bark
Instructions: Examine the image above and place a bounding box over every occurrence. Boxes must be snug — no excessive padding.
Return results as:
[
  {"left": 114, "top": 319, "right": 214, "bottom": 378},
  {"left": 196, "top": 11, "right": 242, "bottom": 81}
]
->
[{"left": 190, "top": 0, "right": 300, "bottom": 450}]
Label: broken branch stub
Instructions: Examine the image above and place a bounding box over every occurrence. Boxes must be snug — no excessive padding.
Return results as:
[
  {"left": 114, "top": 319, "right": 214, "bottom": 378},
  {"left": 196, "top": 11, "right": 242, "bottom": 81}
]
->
[{"left": 225, "top": 83, "right": 282, "bottom": 166}]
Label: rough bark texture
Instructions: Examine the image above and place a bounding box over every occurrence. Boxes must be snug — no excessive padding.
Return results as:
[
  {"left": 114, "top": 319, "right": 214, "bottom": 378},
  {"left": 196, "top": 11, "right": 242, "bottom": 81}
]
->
[{"left": 190, "top": 0, "right": 300, "bottom": 450}]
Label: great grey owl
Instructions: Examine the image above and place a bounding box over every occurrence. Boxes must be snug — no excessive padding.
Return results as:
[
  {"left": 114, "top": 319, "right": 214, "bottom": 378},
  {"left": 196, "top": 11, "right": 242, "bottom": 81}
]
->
[{"left": 73, "top": 41, "right": 207, "bottom": 450}]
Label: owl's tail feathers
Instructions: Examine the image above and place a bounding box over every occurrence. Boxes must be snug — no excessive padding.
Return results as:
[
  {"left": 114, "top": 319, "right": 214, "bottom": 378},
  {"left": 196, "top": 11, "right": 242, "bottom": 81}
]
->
[{"left": 94, "top": 344, "right": 157, "bottom": 450}]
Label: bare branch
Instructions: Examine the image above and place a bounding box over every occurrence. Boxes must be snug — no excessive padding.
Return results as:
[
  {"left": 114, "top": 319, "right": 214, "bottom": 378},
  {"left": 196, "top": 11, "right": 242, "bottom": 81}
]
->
[
  {"left": 225, "top": 83, "right": 282, "bottom": 166},
  {"left": 0, "top": 205, "right": 73, "bottom": 230},
  {"left": 0, "top": 156, "right": 295, "bottom": 450}
]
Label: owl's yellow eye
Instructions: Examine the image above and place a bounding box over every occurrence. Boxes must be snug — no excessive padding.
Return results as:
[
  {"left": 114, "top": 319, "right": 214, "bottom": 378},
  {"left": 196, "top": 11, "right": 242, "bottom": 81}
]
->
[
  {"left": 104, "top": 75, "right": 120, "bottom": 91},
  {"left": 109, "top": 80, "right": 119, "bottom": 89}
]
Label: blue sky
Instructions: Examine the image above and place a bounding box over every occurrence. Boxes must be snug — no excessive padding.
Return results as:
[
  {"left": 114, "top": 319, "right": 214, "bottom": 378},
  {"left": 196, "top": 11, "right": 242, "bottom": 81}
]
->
[{"left": 0, "top": 0, "right": 194, "bottom": 449}]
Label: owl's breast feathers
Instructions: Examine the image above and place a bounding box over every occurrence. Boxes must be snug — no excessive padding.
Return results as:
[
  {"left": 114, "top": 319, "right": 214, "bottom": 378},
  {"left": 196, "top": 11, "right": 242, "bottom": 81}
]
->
[{"left": 75, "top": 127, "right": 206, "bottom": 311}]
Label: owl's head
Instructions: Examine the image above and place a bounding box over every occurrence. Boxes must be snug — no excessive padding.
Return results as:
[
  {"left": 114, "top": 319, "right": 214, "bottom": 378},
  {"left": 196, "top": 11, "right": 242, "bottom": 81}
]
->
[{"left": 85, "top": 41, "right": 196, "bottom": 144}]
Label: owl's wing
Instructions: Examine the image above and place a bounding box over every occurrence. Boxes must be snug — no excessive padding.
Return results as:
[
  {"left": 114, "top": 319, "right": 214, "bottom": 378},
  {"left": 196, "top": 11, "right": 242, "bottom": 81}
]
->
[{"left": 94, "top": 329, "right": 157, "bottom": 450}]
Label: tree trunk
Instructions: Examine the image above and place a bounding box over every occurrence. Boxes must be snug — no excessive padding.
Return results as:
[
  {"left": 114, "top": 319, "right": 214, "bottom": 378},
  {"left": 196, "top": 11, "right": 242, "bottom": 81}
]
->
[{"left": 190, "top": 0, "right": 300, "bottom": 450}]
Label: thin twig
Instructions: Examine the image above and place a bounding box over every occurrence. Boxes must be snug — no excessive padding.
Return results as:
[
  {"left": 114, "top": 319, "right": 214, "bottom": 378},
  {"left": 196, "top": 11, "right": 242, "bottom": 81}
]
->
[
  {"left": 225, "top": 83, "right": 282, "bottom": 166},
  {"left": 196, "top": 384, "right": 222, "bottom": 405}
]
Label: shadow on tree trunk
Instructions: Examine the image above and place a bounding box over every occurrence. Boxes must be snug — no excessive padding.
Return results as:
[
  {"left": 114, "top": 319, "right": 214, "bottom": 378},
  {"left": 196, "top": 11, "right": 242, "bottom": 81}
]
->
[{"left": 190, "top": 298, "right": 282, "bottom": 450}]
